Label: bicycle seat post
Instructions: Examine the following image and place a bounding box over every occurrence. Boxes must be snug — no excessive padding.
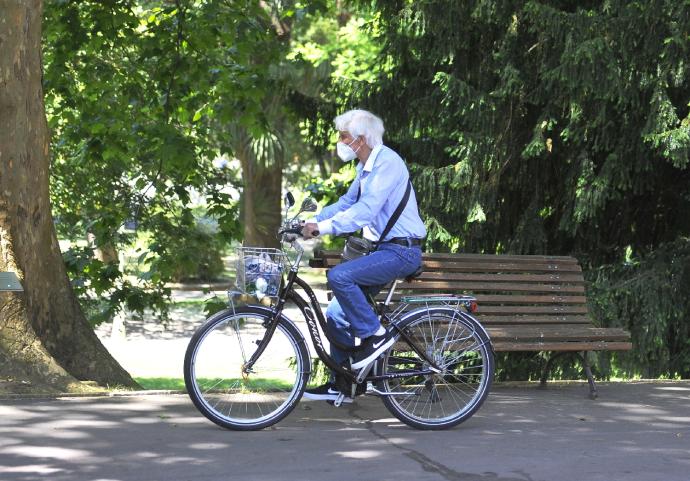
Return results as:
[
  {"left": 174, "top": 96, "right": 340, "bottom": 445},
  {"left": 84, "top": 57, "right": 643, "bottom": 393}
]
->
[{"left": 383, "top": 279, "right": 400, "bottom": 306}]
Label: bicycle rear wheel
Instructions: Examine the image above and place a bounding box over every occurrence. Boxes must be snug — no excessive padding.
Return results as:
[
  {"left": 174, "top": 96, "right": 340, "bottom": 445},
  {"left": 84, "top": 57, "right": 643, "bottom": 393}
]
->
[
  {"left": 379, "top": 307, "right": 494, "bottom": 430},
  {"left": 184, "top": 306, "right": 309, "bottom": 430}
]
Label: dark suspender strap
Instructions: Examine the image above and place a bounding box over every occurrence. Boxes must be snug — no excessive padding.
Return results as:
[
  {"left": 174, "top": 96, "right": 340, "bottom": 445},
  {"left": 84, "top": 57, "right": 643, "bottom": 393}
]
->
[{"left": 378, "top": 179, "right": 412, "bottom": 242}]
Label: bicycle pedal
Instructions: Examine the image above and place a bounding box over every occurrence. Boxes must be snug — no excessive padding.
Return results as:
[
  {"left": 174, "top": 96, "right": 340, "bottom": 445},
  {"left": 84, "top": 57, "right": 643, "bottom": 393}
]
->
[{"left": 333, "top": 393, "right": 346, "bottom": 407}]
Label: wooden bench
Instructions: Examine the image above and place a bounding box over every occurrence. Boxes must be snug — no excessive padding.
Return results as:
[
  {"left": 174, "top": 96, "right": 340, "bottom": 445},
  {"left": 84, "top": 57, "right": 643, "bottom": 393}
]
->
[{"left": 310, "top": 251, "right": 632, "bottom": 398}]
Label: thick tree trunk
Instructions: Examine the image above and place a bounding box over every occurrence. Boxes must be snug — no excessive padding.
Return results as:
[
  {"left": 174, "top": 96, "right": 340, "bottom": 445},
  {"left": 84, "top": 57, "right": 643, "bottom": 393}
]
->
[
  {"left": 0, "top": 0, "right": 137, "bottom": 390},
  {"left": 0, "top": 289, "right": 79, "bottom": 394},
  {"left": 240, "top": 154, "right": 283, "bottom": 248}
]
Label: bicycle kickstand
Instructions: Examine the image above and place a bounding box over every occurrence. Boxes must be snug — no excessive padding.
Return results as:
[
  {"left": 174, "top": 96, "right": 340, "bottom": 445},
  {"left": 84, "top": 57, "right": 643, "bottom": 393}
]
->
[{"left": 333, "top": 393, "right": 346, "bottom": 407}]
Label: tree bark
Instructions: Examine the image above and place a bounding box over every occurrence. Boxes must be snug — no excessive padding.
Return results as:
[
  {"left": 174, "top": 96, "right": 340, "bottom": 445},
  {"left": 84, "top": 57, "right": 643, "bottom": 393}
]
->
[
  {"left": 240, "top": 153, "right": 282, "bottom": 248},
  {"left": 0, "top": 0, "right": 137, "bottom": 390}
]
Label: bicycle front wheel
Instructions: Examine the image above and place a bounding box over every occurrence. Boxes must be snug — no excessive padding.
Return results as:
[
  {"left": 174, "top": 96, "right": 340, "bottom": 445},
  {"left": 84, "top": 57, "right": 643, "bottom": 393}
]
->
[
  {"left": 184, "top": 306, "right": 309, "bottom": 430},
  {"left": 379, "top": 307, "right": 494, "bottom": 430}
]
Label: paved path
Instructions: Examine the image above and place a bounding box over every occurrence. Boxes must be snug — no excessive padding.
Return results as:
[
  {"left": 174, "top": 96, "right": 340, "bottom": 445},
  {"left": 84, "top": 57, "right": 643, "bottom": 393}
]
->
[{"left": 1, "top": 382, "right": 689, "bottom": 481}]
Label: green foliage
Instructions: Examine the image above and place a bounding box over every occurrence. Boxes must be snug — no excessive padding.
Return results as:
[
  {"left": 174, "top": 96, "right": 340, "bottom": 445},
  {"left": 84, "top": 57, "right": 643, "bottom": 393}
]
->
[
  {"left": 305, "top": 162, "right": 357, "bottom": 205},
  {"left": 63, "top": 244, "right": 170, "bottom": 326},
  {"left": 165, "top": 218, "right": 226, "bottom": 282},
  {"left": 289, "top": 10, "right": 384, "bottom": 83},
  {"left": 587, "top": 238, "right": 690, "bottom": 379},
  {"left": 288, "top": 3, "right": 386, "bottom": 169}
]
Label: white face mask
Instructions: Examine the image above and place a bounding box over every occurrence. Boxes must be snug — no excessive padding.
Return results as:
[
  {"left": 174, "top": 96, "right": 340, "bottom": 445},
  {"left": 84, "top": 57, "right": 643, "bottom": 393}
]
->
[{"left": 336, "top": 138, "right": 360, "bottom": 162}]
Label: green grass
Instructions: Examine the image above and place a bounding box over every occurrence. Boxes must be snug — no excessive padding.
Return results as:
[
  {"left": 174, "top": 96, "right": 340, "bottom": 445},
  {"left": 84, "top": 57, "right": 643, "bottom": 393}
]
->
[
  {"left": 136, "top": 377, "right": 186, "bottom": 391},
  {"left": 135, "top": 377, "right": 296, "bottom": 392},
  {"left": 170, "top": 299, "right": 208, "bottom": 307}
]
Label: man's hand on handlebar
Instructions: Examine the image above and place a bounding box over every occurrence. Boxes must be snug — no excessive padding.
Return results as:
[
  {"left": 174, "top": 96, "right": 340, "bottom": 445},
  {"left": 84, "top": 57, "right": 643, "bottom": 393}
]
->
[{"left": 301, "top": 222, "right": 319, "bottom": 239}]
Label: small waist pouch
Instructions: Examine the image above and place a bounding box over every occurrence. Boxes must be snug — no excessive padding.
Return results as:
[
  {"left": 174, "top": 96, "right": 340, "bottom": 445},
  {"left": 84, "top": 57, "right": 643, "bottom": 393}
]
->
[{"left": 341, "top": 236, "right": 375, "bottom": 262}]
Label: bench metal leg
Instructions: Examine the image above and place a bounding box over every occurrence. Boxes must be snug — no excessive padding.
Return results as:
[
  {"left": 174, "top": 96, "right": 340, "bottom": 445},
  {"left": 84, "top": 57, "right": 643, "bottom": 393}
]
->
[
  {"left": 540, "top": 351, "right": 598, "bottom": 399},
  {"left": 581, "top": 351, "right": 598, "bottom": 400}
]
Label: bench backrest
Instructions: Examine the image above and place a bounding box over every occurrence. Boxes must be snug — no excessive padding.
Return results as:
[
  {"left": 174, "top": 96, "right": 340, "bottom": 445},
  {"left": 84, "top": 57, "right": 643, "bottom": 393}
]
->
[{"left": 311, "top": 251, "right": 590, "bottom": 328}]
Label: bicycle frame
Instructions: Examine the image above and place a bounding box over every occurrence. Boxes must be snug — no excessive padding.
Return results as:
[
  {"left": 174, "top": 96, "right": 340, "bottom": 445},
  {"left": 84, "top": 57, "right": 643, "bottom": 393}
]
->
[{"left": 243, "top": 255, "right": 443, "bottom": 385}]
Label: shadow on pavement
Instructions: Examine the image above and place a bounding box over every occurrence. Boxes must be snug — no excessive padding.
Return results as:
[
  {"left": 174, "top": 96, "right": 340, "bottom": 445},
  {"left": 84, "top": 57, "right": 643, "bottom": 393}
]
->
[{"left": 0, "top": 382, "right": 689, "bottom": 481}]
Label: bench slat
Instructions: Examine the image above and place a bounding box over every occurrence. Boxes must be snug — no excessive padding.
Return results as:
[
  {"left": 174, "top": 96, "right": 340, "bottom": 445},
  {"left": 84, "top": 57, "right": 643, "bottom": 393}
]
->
[
  {"left": 417, "top": 272, "right": 585, "bottom": 284},
  {"left": 474, "top": 315, "right": 592, "bottom": 325},
  {"left": 379, "top": 292, "right": 588, "bottom": 304},
  {"left": 316, "top": 251, "right": 579, "bottom": 264},
  {"left": 487, "top": 326, "right": 630, "bottom": 342},
  {"left": 476, "top": 305, "right": 589, "bottom": 314},
  {"left": 391, "top": 340, "right": 633, "bottom": 352},
  {"left": 420, "top": 260, "right": 583, "bottom": 273},
  {"left": 393, "top": 281, "right": 586, "bottom": 293},
  {"left": 470, "top": 295, "right": 587, "bottom": 305},
  {"left": 418, "top": 253, "right": 579, "bottom": 263},
  {"left": 492, "top": 341, "right": 633, "bottom": 352},
  {"left": 332, "top": 291, "right": 588, "bottom": 302},
  {"left": 317, "top": 257, "right": 584, "bottom": 273}
]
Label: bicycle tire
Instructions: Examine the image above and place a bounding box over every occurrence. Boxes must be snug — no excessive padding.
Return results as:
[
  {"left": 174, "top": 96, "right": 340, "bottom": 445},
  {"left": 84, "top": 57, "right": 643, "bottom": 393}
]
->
[
  {"left": 379, "top": 307, "right": 494, "bottom": 430},
  {"left": 184, "top": 306, "right": 310, "bottom": 431}
]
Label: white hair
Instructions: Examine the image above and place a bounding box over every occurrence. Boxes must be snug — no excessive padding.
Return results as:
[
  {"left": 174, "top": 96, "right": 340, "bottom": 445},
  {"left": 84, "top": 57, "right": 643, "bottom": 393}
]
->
[{"left": 334, "top": 109, "right": 385, "bottom": 147}]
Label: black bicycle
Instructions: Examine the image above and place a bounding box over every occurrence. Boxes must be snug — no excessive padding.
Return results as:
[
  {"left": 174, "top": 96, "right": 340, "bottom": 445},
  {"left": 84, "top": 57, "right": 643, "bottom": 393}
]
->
[{"left": 183, "top": 194, "right": 494, "bottom": 430}]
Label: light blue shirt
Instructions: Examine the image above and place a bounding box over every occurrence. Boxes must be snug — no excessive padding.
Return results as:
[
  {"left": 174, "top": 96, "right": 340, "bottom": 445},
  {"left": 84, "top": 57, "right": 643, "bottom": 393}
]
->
[{"left": 314, "top": 145, "right": 427, "bottom": 241}]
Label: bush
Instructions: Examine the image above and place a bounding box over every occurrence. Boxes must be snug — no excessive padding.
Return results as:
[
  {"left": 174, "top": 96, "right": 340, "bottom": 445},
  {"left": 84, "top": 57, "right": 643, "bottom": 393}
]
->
[{"left": 168, "top": 217, "right": 227, "bottom": 282}]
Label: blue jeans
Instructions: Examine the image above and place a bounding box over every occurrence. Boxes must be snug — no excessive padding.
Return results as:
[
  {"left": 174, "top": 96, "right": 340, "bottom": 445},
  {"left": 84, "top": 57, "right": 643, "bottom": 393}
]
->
[{"left": 325, "top": 243, "right": 422, "bottom": 367}]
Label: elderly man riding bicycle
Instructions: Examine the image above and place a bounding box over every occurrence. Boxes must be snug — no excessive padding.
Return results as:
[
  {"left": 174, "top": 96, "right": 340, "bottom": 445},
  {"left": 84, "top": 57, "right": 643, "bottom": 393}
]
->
[{"left": 301, "top": 109, "right": 427, "bottom": 402}]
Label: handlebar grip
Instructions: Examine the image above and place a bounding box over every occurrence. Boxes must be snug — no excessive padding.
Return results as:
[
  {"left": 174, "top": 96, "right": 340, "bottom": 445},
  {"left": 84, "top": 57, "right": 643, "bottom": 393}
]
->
[{"left": 279, "top": 227, "right": 319, "bottom": 237}]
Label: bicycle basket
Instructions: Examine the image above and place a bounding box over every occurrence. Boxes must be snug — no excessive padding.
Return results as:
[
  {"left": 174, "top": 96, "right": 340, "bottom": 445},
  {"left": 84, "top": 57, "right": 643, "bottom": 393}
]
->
[{"left": 233, "top": 247, "right": 288, "bottom": 305}]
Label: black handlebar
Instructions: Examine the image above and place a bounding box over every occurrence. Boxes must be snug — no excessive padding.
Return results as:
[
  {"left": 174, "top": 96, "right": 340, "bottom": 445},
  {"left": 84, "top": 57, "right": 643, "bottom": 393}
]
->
[{"left": 279, "top": 226, "right": 319, "bottom": 237}]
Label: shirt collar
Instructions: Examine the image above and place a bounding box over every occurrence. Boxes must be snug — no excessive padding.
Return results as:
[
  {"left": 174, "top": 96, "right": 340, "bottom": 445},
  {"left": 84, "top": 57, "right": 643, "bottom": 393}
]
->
[{"left": 360, "top": 144, "right": 383, "bottom": 173}]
